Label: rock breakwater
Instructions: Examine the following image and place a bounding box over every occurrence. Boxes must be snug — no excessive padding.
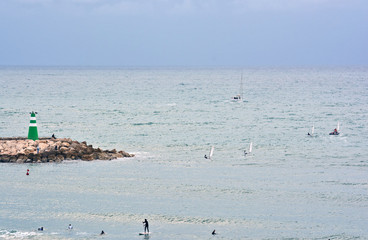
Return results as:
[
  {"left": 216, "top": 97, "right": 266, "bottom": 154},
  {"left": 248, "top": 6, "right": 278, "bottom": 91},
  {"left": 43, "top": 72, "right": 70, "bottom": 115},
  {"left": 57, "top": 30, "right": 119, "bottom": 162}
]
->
[{"left": 0, "top": 137, "right": 134, "bottom": 163}]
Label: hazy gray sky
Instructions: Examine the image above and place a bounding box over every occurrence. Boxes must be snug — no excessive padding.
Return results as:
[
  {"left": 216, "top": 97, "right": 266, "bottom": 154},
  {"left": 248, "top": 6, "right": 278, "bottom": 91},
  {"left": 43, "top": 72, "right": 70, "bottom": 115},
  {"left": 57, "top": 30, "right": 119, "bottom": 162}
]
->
[{"left": 1, "top": 0, "right": 367, "bottom": 66}]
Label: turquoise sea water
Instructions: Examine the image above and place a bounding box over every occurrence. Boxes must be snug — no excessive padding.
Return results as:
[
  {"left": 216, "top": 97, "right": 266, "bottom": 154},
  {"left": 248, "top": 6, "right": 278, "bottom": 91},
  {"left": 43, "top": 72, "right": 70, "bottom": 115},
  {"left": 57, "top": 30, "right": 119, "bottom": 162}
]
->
[{"left": 0, "top": 67, "right": 367, "bottom": 239}]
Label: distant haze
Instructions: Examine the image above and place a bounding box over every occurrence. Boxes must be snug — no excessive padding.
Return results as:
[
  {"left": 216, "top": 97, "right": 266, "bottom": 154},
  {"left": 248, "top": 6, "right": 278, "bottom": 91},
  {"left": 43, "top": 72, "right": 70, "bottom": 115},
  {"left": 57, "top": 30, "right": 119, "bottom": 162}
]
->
[{"left": 1, "top": 0, "right": 367, "bottom": 67}]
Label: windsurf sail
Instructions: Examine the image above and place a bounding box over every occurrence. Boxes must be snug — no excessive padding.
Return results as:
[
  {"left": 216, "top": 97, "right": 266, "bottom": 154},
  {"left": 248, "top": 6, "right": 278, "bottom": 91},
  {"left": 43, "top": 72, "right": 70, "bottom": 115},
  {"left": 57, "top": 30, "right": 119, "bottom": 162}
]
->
[
  {"left": 209, "top": 146, "right": 214, "bottom": 159},
  {"left": 337, "top": 121, "right": 340, "bottom": 131},
  {"left": 311, "top": 125, "right": 315, "bottom": 135}
]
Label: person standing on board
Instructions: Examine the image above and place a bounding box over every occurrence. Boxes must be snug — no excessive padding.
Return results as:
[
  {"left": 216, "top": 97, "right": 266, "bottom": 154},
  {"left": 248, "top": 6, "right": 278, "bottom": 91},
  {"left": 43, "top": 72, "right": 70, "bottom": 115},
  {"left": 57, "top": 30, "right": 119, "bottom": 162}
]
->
[{"left": 142, "top": 219, "right": 149, "bottom": 233}]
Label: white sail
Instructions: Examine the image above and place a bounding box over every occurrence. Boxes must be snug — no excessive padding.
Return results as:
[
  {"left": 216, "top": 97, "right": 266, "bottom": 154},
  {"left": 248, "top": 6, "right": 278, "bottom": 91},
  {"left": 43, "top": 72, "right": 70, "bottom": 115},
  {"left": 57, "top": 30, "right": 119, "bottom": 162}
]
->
[
  {"left": 209, "top": 146, "right": 214, "bottom": 159},
  {"left": 337, "top": 121, "right": 340, "bottom": 131},
  {"left": 249, "top": 142, "right": 253, "bottom": 153},
  {"left": 311, "top": 125, "right": 314, "bottom": 135}
]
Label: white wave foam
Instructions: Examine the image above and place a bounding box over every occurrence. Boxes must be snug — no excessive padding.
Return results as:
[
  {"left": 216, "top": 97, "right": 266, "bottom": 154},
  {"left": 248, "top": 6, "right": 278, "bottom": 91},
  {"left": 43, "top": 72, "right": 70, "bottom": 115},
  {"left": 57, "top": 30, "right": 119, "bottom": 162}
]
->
[{"left": 0, "top": 229, "right": 40, "bottom": 239}]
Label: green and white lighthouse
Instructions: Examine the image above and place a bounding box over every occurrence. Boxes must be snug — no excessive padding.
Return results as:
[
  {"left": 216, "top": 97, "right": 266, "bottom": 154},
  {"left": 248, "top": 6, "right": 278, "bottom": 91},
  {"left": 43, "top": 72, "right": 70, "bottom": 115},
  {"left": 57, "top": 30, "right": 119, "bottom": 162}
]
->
[{"left": 27, "top": 111, "right": 38, "bottom": 141}]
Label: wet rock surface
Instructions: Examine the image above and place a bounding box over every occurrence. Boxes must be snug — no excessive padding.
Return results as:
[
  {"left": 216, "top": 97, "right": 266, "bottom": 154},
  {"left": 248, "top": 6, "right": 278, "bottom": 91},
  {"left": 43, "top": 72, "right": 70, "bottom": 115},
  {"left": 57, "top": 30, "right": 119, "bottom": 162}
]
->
[{"left": 0, "top": 137, "right": 134, "bottom": 163}]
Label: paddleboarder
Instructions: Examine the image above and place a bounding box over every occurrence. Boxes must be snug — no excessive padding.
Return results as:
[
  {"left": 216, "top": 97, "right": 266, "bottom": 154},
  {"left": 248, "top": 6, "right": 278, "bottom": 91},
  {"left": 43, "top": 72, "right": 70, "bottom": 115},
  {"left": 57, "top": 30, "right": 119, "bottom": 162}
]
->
[{"left": 142, "top": 219, "right": 149, "bottom": 233}]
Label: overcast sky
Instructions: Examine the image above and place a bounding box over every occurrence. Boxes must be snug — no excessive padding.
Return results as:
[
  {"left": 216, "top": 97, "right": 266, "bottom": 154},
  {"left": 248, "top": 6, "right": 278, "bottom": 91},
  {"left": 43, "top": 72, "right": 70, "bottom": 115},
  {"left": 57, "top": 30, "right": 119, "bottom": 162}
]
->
[{"left": 0, "top": 0, "right": 367, "bottom": 67}]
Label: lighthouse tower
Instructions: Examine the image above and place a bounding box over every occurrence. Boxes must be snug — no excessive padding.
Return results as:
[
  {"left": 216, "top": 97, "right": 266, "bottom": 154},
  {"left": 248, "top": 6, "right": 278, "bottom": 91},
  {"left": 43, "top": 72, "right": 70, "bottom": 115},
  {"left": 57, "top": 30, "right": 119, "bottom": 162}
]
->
[{"left": 27, "top": 111, "right": 39, "bottom": 141}]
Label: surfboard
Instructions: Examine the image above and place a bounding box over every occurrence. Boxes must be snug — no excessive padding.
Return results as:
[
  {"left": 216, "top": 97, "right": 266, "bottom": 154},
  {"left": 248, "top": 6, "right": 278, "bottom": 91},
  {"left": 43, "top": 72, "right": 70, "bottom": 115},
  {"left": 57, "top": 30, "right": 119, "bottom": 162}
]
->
[{"left": 139, "top": 232, "right": 150, "bottom": 235}]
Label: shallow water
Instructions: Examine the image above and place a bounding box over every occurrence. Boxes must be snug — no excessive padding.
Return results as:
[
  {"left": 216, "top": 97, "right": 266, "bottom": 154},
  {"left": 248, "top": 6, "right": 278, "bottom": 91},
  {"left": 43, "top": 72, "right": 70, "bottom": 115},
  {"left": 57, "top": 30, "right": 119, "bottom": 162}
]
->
[{"left": 0, "top": 67, "right": 367, "bottom": 239}]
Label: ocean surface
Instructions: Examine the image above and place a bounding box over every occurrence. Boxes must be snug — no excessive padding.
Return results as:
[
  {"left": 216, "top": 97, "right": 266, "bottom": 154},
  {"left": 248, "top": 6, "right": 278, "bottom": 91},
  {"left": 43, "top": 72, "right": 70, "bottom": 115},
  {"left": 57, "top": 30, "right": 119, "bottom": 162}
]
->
[{"left": 0, "top": 66, "right": 367, "bottom": 239}]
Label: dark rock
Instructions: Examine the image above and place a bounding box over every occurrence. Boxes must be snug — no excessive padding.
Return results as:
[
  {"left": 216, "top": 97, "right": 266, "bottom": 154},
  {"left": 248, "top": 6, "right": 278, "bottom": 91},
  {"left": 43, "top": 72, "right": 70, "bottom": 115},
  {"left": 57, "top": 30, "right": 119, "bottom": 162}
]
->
[
  {"left": 81, "top": 154, "right": 94, "bottom": 161},
  {"left": 0, "top": 155, "right": 10, "bottom": 162},
  {"left": 9, "top": 156, "right": 17, "bottom": 162},
  {"left": 85, "top": 147, "right": 94, "bottom": 154}
]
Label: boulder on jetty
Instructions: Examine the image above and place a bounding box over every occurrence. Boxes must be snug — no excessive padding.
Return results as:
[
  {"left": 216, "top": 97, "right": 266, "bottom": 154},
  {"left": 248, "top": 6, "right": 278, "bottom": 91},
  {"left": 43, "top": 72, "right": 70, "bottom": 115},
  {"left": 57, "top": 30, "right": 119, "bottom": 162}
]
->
[{"left": 0, "top": 137, "right": 134, "bottom": 163}]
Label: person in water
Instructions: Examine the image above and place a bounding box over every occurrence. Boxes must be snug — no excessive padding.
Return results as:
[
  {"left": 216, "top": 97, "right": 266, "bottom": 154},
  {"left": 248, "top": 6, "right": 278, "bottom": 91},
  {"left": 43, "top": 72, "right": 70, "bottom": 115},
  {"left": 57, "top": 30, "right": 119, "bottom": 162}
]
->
[
  {"left": 142, "top": 219, "right": 149, "bottom": 233},
  {"left": 331, "top": 128, "right": 339, "bottom": 135},
  {"left": 52, "top": 134, "right": 56, "bottom": 139},
  {"left": 68, "top": 224, "right": 73, "bottom": 230},
  {"left": 100, "top": 230, "right": 105, "bottom": 235},
  {"left": 204, "top": 155, "right": 208, "bottom": 159},
  {"left": 212, "top": 229, "right": 217, "bottom": 235},
  {"left": 38, "top": 227, "right": 43, "bottom": 231}
]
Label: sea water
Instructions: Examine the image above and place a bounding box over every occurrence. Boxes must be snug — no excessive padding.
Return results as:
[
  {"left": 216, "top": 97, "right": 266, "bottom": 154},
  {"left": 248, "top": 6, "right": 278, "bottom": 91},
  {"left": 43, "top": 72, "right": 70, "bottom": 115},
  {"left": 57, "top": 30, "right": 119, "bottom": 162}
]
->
[{"left": 0, "top": 66, "right": 367, "bottom": 239}]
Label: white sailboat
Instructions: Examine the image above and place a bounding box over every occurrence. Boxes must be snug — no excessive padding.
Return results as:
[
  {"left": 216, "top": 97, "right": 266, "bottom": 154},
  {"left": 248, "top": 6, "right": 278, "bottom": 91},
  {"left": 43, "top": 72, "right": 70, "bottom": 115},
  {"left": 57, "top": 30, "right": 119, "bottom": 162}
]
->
[
  {"left": 209, "top": 146, "right": 214, "bottom": 160},
  {"left": 204, "top": 146, "right": 214, "bottom": 159},
  {"left": 232, "top": 73, "right": 243, "bottom": 101},
  {"left": 308, "top": 125, "right": 314, "bottom": 136},
  {"left": 244, "top": 142, "right": 252, "bottom": 157}
]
